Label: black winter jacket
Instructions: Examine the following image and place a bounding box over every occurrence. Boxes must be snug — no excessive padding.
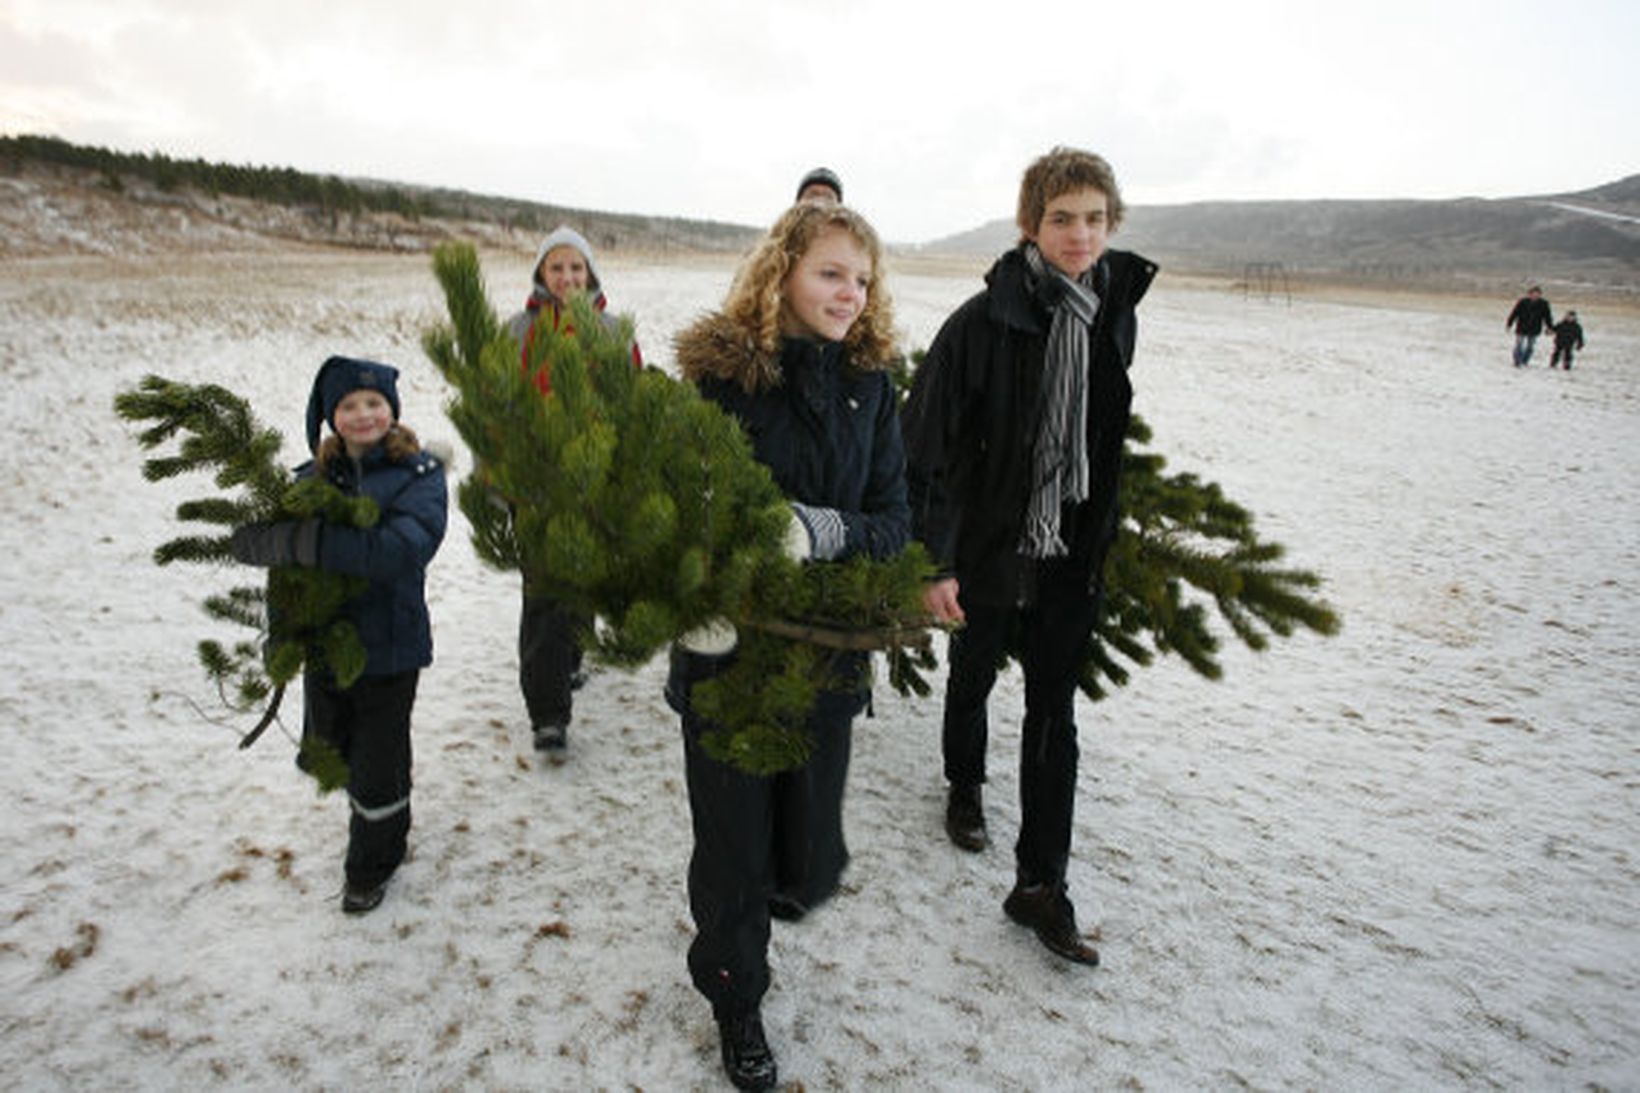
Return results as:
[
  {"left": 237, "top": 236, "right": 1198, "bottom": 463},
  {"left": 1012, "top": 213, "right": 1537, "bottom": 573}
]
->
[
  {"left": 1507, "top": 295, "right": 1554, "bottom": 336},
  {"left": 902, "top": 246, "right": 1157, "bottom": 608},
  {"left": 667, "top": 317, "right": 912, "bottom": 711},
  {"left": 1552, "top": 317, "right": 1584, "bottom": 349}
]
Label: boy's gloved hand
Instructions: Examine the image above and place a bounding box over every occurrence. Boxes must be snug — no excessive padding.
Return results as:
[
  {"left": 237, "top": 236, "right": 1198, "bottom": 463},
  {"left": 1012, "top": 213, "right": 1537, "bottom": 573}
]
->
[
  {"left": 789, "top": 502, "right": 845, "bottom": 561},
  {"left": 229, "top": 520, "right": 322, "bottom": 568}
]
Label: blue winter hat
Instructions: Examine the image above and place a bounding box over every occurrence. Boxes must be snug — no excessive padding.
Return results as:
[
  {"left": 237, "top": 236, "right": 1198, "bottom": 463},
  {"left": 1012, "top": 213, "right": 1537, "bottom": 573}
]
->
[{"left": 305, "top": 355, "right": 401, "bottom": 452}]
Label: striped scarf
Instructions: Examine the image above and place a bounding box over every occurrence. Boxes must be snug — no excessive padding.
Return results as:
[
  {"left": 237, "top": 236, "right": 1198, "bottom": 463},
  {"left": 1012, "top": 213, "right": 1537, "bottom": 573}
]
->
[{"left": 1020, "top": 243, "right": 1100, "bottom": 558}]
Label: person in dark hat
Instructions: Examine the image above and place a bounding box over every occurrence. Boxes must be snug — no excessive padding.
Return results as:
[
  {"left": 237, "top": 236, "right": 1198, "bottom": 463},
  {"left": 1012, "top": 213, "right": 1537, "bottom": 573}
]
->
[
  {"left": 795, "top": 167, "right": 843, "bottom": 204},
  {"left": 230, "top": 355, "right": 448, "bottom": 915}
]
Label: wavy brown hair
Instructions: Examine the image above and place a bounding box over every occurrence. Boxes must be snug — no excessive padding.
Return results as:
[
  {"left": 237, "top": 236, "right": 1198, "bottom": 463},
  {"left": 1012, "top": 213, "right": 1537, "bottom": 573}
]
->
[
  {"left": 1016, "top": 146, "right": 1125, "bottom": 240},
  {"left": 719, "top": 202, "right": 897, "bottom": 366},
  {"left": 315, "top": 422, "right": 422, "bottom": 477}
]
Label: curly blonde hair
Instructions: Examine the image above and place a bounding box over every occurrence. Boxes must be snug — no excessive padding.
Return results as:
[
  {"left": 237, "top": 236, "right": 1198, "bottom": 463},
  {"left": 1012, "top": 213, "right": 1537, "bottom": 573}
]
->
[
  {"left": 719, "top": 202, "right": 897, "bottom": 366},
  {"left": 1016, "top": 146, "right": 1125, "bottom": 241},
  {"left": 315, "top": 422, "right": 422, "bottom": 476}
]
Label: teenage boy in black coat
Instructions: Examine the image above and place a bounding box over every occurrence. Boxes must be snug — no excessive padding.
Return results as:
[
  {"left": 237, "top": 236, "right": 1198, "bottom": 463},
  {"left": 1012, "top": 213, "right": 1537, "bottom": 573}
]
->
[{"left": 902, "top": 147, "right": 1157, "bottom": 966}]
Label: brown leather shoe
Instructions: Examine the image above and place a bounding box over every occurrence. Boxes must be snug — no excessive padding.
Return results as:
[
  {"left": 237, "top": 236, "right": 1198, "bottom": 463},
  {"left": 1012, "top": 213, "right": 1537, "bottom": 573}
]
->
[
  {"left": 1003, "top": 881, "right": 1100, "bottom": 965},
  {"left": 945, "top": 783, "right": 988, "bottom": 851}
]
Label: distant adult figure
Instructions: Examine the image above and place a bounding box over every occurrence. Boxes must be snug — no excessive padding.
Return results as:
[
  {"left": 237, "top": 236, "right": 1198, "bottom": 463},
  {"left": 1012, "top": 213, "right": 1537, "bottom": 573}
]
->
[
  {"left": 1506, "top": 286, "right": 1554, "bottom": 367},
  {"left": 1549, "top": 310, "right": 1585, "bottom": 370},
  {"left": 795, "top": 166, "right": 843, "bottom": 204}
]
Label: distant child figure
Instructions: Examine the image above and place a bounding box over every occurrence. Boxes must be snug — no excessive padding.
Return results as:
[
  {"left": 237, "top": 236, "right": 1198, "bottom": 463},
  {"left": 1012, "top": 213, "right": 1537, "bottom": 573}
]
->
[
  {"left": 230, "top": 356, "right": 448, "bottom": 914},
  {"left": 506, "top": 225, "right": 642, "bottom": 752},
  {"left": 669, "top": 201, "right": 909, "bottom": 1091},
  {"left": 1550, "top": 310, "right": 1585, "bottom": 370},
  {"left": 795, "top": 166, "right": 843, "bottom": 204},
  {"left": 1506, "top": 285, "right": 1554, "bottom": 367}
]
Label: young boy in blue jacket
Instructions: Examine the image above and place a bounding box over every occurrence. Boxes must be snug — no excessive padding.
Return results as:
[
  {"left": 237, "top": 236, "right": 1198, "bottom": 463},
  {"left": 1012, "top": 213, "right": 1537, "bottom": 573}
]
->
[{"left": 231, "top": 356, "right": 447, "bottom": 914}]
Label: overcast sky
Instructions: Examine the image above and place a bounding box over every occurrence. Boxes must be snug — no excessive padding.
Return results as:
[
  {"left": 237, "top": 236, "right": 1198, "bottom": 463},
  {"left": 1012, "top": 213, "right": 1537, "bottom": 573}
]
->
[{"left": 3, "top": 0, "right": 1637, "bottom": 243}]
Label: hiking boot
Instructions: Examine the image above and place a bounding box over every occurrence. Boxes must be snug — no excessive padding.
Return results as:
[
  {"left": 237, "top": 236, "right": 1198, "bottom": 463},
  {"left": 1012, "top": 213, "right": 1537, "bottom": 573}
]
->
[
  {"left": 768, "top": 893, "right": 809, "bottom": 922},
  {"left": 341, "top": 878, "right": 389, "bottom": 915},
  {"left": 1003, "top": 881, "right": 1100, "bottom": 965},
  {"left": 716, "top": 1008, "right": 778, "bottom": 1090},
  {"left": 532, "top": 721, "right": 568, "bottom": 751},
  {"left": 944, "top": 783, "right": 988, "bottom": 852}
]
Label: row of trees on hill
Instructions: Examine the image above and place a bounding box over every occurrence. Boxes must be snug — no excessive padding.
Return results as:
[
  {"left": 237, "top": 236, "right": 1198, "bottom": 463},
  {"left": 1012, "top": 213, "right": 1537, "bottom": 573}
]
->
[
  {"left": 3, "top": 133, "right": 764, "bottom": 251},
  {"left": 1, "top": 134, "right": 439, "bottom": 222}
]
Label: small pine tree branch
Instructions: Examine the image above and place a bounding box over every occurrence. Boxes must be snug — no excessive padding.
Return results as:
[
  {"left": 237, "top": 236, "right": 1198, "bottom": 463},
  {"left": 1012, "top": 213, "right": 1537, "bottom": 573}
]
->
[
  {"left": 901, "top": 350, "right": 1340, "bottom": 704},
  {"left": 115, "top": 374, "right": 380, "bottom": 788},
  {"left": 427, "top": 242, "right": 936, "bottom": 774},
  {"left": 744, "top": 616, "right": 934, "bottom": 652},
  {"left": 235, "top": 682, "right": 287, "bottom": 749}
]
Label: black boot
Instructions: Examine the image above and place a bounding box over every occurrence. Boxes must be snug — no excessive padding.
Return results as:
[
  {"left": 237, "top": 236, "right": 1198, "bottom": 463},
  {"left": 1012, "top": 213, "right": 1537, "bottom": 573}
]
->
[
  {"left": 716, "top": 1008, "right": 778, "bottom": 1090},
  {"left": 532, "top": 720, "right": 568, "bottom": 751},
  {"left": 1003, "top": 880, "right": 1100, "bottom": 965},
  {"left": 342, "top": 876, "right": 390, "bottom": 915},
  {"left": 944, "top": 783, "right": 988, "bottom": 852}
]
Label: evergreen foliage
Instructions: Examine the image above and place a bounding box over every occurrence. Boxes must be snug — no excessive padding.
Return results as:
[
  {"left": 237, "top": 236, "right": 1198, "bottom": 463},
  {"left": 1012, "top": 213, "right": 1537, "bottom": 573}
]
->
[
  {"left": 4, "top": 134, "right": 762, "bottom": 254},
  {"left": 424, "top": 242, "right": 933, "bottom": 774},
  {"left": 1084, "top": 414, "right": 1340, "bottom": 699},
  {"left": 898, "top": 349, "right": 1340, "bottom": 701},
  {"left": 113, "top": 375, "right": 378, "bottom": 790}
]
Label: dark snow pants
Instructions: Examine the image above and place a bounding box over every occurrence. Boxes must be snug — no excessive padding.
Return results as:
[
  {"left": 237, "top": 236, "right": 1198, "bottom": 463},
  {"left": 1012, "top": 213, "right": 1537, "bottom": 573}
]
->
[
  {"left": 942, "top": 579, "right": 1098, "bottom": 887},
  {"left": 518, "top": 593, "right": 586, "bottom": 730},
  {"left": 303, "top": 670, "right": 419, "bottom": 888},
  {"left": 678, "top": 691, "right": 857, "bottom": 1015},
  {"left": 1550, "top": 343, "right": 1577, "bottom": 369}
]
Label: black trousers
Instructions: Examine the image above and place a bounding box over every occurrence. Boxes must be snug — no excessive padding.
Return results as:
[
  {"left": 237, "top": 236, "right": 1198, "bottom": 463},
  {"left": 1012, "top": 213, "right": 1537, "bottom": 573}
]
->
[
  {"left": 942, "top": 580, "right": 1098, "bottom": 887},
  {"left": 518, "top": 593, "right": 586, "bottom": 729},
  {"left": 679, "top": 693, "right": 857, "bottom": 1015},
  {"left": 1550, "top": 343, "right": 1577, "bottom": 369},
  {"left": 303, "top": 670, "right": 419, "bottom": 888}
]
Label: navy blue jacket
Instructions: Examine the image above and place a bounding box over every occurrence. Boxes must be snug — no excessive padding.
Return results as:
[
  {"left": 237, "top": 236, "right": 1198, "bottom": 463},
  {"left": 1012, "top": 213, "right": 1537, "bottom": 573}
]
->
[
  {"left": 668, "top": 317, "right": 912, "bottom": 708},
  {"left": 683, "top": 335, "right": 910, "bottom": 560},
  {"left": 902, "top": 246, "right": 1157, "bottom": 608},
  {"left": 300, "top": 444, "right": 448, "bottom": 676}
]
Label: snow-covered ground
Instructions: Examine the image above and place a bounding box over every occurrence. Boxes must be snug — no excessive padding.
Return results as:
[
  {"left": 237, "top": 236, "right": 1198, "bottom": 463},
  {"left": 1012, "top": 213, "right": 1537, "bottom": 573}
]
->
[{"left": 2, "top": 249, "right": 1636, "bottom": 1090}]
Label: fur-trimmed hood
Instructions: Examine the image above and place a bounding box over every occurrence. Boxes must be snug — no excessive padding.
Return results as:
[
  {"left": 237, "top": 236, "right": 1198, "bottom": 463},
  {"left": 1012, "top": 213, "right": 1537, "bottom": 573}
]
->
[{"left": 673, "top": 312, "right": 894, "bottom": 395}]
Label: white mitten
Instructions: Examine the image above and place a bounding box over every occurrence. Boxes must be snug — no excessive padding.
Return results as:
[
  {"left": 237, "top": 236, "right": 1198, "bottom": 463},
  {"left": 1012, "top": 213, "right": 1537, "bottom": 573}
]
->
[
  {"left": 783, "top": 511, "right": 813, "bottom": 561},
  {"left": 677, "top": 618, "right": 738, "bottom": 656}
]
